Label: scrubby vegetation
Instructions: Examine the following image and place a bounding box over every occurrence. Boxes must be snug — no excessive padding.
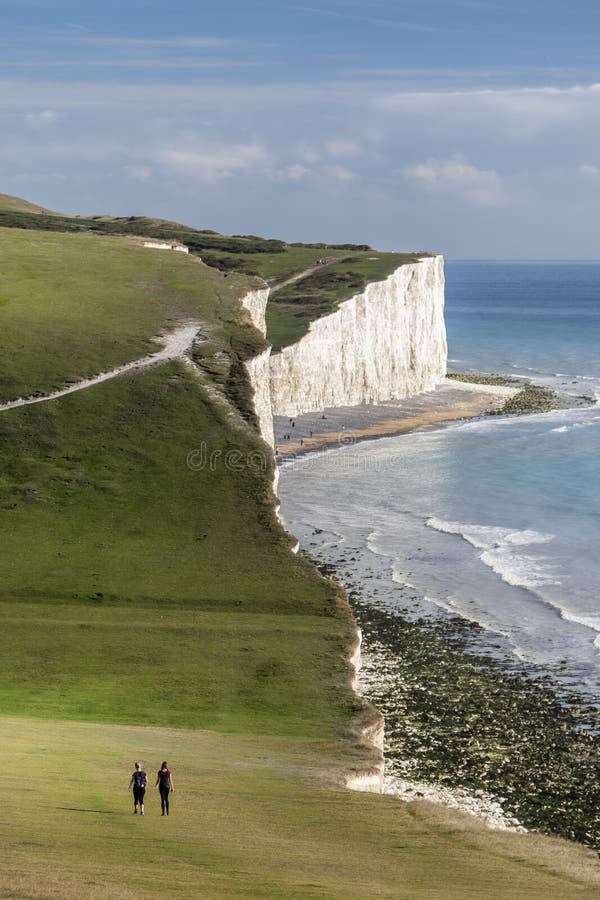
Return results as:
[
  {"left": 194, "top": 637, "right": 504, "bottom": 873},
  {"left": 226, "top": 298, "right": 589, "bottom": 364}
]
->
[{"left": 0, "top": 208, "right": 288, "bottom": 255}]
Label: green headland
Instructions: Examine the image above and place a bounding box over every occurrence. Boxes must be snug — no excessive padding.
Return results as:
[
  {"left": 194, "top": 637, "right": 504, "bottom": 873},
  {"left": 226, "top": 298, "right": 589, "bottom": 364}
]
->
[{"left": 0, "top": 196, "right": 598, "bottom": 897}]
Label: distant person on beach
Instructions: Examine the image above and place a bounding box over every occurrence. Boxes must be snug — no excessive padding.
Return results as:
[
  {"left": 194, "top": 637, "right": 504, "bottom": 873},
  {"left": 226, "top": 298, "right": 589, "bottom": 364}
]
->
[
  {"left": 156, "top": 761, "right": 174, "bottom": 816},
  {"left": 129, "top": 762, "right": 147, "bottom": 815}
]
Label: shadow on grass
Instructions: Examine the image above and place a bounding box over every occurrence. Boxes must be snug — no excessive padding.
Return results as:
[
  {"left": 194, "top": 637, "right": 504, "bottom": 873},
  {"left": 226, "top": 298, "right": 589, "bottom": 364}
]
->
[{"left": 57, "top": 807, "right": 118, "bottom": 815}]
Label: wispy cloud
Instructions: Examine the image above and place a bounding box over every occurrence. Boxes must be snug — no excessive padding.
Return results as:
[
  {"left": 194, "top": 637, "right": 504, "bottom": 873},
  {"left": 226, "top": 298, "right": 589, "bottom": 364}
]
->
[
  {"left": 579, "top": 163, "right": 600, "bottom": 176},
  {"left": 154, "top": 144, "right": 267, "bottom": 182},
  {"left": 10, "top": 59, "right": 261, "bottom": 70},
  {"left": 2, "top": 72, "right": 600, "bottom": 254},
  {"left": 69, "top": 36, "right": 230, "bottom": 49},
  {"left": 402, "top": 158, "right": 508, "bottom": 206},
  {"left": 292, "top": 5, "right": 438, "bottom": 32}
]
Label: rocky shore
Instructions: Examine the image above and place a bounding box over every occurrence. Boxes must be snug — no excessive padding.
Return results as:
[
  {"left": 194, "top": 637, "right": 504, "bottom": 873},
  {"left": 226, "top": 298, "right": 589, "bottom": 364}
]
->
[
  {"left": 312, "top": 559, "right": 600, "bottom": 851},
  {"left": 274, "top": 379, "right": 516, "bottom": 460},
  {"left": 277, "top": 378, "right": 599, "bottom": 853}
]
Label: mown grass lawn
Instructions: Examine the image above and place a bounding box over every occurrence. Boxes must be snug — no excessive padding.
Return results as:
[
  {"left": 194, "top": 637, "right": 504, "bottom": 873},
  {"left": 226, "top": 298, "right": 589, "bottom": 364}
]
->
[{"left": 3, "top": 717, "right": 600, "bottom": 900}]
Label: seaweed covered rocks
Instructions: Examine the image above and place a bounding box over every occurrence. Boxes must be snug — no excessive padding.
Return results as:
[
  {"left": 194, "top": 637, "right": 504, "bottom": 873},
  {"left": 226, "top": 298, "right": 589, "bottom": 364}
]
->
[{"left": 351, "top": 598, "right": 600, "bottom": 850}]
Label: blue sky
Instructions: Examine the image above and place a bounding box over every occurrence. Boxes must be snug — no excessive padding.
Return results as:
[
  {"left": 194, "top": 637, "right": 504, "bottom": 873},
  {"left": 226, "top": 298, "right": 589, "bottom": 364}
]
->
[{"left": 3, "top": 1, "right": 600, "bottom": 256}]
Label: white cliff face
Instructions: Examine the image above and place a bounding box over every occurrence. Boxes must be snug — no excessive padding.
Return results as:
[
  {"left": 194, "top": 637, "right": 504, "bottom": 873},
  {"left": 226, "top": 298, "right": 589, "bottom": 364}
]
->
[
  {"left": 241, "top": 287, "right": 269, "bottom": 335},
  {"left": 244, "top": 346, "right": 274, "bottom": 446},
  {"left": 239, "top": 261, "right": 445, "bottom": 796},
  {"left": 241, "top": 256, "right": 447, "bottom": 445},
  {"left": 270, "top": 256, "right": 446, "bottom": 417},
  {"left": 240, "top": 286, "right": 273, "bottom": 445}
]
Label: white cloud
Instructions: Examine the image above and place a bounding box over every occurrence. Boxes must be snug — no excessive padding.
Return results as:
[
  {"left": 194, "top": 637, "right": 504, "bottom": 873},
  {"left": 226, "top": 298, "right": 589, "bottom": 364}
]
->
[
  {"left": 154, "top": 145, "right": 267, "bottom": 181},
  {"left": 13, "top": 59, "right": 259, "bottom": 70},
  {"left": 4, "top": 73, "right": 600, "bottom": 254},
  {"left": 24, "top": 109, "right": 57, "bottom": 126},
  {"left": 377, "top": 83, "right": 600, "bottom": 140},
  {"left": 579, "top": 163, "right": 600, "bottom": 176},
  {"left": 79, "top": 36, "right": 230, "bottom": 49},
  {"left": 326, "top": 164, "right": 357, "bottom": 182},
  {"left": 402, "top": 158, "right": 508, "bottom": 206},
  {"left": 325, "top": 139, "right": 360, "bottom": 158},
  {"left": 274, "top": 164, "right": 312, "bottom": 181},
  {"left": 123, "top": 165, "right": 153, "bottom": 182}
]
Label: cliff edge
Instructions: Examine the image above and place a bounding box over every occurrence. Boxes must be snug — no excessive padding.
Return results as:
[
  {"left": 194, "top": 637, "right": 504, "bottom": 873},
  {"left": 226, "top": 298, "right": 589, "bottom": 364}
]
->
[{"left": 243, "top": 254, "right": 447, "bottom": 447}]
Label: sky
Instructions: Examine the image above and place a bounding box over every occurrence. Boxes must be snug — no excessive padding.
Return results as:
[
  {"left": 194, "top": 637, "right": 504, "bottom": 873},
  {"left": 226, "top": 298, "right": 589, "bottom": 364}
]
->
[{"left": 3, "top": 0, "right": 600, "bottom": 257}]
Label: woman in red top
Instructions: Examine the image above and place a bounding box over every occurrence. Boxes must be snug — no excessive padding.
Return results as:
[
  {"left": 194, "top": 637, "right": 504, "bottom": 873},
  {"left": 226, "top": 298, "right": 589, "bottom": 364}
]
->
[{"left": 155, "top": 761, "right": 174, "bottom": 816}]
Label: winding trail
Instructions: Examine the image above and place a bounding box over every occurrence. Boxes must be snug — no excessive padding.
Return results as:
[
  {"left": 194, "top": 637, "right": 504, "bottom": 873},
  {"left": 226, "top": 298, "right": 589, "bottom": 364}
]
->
[
  {"left": 0, "top": 321, "right": 203, "bottom": 413},
  {"left": 269, "top": 255, "right": 354, "bottom": 295}
]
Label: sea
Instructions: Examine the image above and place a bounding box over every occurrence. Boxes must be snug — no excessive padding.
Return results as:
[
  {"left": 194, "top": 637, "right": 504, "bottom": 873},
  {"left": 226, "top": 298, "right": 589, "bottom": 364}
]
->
[{"left": 277, "top": 261, "right": 600, "bottom": 703}]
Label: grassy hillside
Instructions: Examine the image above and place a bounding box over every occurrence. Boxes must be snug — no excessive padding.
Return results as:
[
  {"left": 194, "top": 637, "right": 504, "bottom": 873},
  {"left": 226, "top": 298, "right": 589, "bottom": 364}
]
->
[
  {"left": 0, "top": 193, "right": 420, "bottom": 353},
  {"left": 0, "top": 364, "right": 355, "bottom": 735},
  {"left": 0, "top": 226, "right": 265, "bottom": 402},
  {"left": 0, "top": 213, "right": 598, "bottom": 896},
  {"left": 0, "top": 192, "right": 59, "bottom": 215}
]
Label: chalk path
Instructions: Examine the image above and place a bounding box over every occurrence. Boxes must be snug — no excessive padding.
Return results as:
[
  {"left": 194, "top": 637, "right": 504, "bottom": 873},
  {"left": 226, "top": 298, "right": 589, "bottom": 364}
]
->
[{"left": 0, "top": 321, "right": 203, "bottom": 413}]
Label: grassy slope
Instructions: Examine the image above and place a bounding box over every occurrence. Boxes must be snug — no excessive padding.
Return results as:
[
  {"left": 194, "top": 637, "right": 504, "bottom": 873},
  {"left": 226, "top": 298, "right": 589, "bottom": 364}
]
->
[
  {"left": 0, "top": 226, "right": 264, "bottom": 401},
  {"left": 199, "top": 245, "right": 351, "bottom": 280},
  {"left": 0, "top": 193, "right": 59, "bottom": 215},
  {"left": 0, "top": 221, "right": 598, "bottom": 896},
  {"left": 0, "top": 194, "right": 420, "bottom": 354},
  {"left": 0, "top": 364, "right": 354, "bottom": 737}
]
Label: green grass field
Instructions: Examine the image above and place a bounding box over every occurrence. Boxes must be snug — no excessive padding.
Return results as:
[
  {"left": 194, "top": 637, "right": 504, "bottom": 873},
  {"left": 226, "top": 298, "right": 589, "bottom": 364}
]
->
[
  {"left": 4, "top": 717, "right": 600, "bottom": 900},
  {"left": 0, "top": 215, "right": 598, "bottom": 897}
]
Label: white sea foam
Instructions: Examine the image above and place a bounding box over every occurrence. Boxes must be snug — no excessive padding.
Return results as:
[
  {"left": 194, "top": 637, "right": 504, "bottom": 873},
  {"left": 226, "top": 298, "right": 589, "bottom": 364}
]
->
[
  {"left": 479, "top": 549, "right": 560, "bottom": 589},
  {"left": 559, "top": 609, "right": 600, "bottom": 649},
  {"left": 426, "top": 518, "right": 560, "bottom": 591},
  {"left": 549, "top": 415, "right": 600, "bottom": 434}
]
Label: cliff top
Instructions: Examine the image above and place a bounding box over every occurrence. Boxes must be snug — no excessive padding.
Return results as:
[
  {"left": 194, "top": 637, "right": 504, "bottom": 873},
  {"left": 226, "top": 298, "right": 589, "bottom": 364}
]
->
[
  {"left": 266, "top": 251, "right": 433, "bottom": 347},
  {"left": 0, "top": 192, "right": 438, "bottom": 350}
]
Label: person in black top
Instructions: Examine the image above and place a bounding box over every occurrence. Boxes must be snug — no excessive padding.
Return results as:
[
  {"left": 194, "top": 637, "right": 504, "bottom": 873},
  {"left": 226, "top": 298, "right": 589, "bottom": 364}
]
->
[
  {"left": 129, "top": 762, "right": 147, "bottom": 815},
  {"left": 155, "top": 761, "right": 174, "bottom": 816}
]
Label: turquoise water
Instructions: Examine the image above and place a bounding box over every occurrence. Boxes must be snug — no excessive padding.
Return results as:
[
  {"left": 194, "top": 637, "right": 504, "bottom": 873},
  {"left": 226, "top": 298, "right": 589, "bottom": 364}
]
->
[{"left": 278, "top": 261, "right": 600, "bottom": 699}]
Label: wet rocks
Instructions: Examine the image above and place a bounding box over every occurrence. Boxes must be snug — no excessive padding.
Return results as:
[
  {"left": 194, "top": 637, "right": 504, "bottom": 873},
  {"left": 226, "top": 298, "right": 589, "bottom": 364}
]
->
[{"left": 351, "top": 598, "right": 600, "bottom": 851}]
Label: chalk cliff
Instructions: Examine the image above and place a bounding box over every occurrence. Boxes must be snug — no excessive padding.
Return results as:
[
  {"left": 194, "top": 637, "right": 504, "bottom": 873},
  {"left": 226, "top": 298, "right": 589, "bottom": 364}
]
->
[
  {"left": 243, "top": 346, "right": 274, "bottom": 446},
  {"left": 270, "top": 255, "right": 446, "bottom": 417},
  {"left": 242, "top": 255, "right": 447, "bottom": 447},
  {"left": 240, "top": 287, "right": 269, "bottom": 335},
  {"left": 239, "top": 254, "right": 446, "bottom": 796}
]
